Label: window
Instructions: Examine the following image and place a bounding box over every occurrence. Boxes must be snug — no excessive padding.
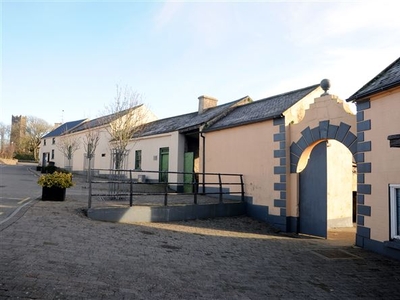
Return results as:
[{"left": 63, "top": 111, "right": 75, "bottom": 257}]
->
[
  {"left": 390, "top": 184, "right": 400, "bottom": 240},
  {"left": 51, "top": 149, "right": 54, "bottom": 160},
  {"left": 44, "top": 139, "right": 46, "bottom": 146},
  {"left": 52, "top": 138, "right": 56, "bottom": 145},
  {"left": 135, "top": 150, "right": 142, "bottom": 170}
]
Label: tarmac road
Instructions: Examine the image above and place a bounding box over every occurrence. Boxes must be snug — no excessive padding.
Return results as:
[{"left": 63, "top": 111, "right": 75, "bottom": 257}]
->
[
  {"left": 1, "top": 164, "right": 400, "bottom": 299},
  {"left": 0, "top": 163, "right": 40, "bottom": 225}
]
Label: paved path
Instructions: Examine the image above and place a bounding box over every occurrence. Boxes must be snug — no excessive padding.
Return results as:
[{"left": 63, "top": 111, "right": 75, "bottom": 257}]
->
[{"left": 1, "top": 178, "right": 400, "bottom": 299}]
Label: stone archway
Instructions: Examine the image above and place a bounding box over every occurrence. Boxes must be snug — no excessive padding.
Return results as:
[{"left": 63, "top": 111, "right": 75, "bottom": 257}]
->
[
  {"left": 290, "top": 120, "right": 357, "bottom": 238},
  {"left": 290, "top": 120, "right": 357, "bottom": 173}
]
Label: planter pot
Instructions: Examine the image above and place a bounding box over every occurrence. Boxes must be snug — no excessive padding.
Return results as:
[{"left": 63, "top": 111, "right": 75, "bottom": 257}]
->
[{"left": 42, "top": 186, "right": 66, "bottom": 201}]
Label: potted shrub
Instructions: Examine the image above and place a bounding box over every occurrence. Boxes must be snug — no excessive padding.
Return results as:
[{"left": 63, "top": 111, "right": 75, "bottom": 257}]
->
[{"left": 38, "top": 171, "right": 74, "bottom": 201}]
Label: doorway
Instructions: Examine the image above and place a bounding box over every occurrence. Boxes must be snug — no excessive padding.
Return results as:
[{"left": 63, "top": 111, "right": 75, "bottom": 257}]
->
[
  {"left": 159, "top": 147, "right": 169, "bottom": 183},
  {"left": 298, "top": 140, "right": 355, "bottom": 238}
]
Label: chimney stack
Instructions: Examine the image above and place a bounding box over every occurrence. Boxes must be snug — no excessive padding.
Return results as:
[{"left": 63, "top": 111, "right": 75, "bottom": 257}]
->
[{"left": 198, "top": 95, "right": 218, "bottom": 114}]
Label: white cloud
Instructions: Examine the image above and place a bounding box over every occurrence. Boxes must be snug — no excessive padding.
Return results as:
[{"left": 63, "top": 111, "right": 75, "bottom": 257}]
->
[
  {"left": 282, "top": 1, "right": 400, "bottom": 47},
  {"left": 324, "top": 1, "right": 400, "bottom": 37},
  {"left": 153, "top": 1, "right": 184, "bottom": 31}
]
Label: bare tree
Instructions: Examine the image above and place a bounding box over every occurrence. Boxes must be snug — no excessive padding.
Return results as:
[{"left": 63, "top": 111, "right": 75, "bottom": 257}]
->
[
  {"left": 104, "top": 85, "right": 147, "bottom": 170},
  {"left": 82, "top": 125, "right": 101, "bottom": 209},
  {"left": 0, "top": 123, "right": 10, "bottom": 158},
  {"left": 0, "top": 122, "right": 14, "bottom": 159},
  {"left": 82, "top": 124, "right": 100, "bottom": 175},
  {"left": 56, "top": 134, "right": 81, "bottom": 171},
  {"left": 82, "top": 126, "right": 100, "bottom": 169},
  {"left": 22, "top": 117, "right": 53, "bottom": 161}
]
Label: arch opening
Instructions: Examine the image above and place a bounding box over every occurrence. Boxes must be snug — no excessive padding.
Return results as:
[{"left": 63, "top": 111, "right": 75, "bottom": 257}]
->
[{"left": 297, "top": 139, "right": 356, "bottom": 237}]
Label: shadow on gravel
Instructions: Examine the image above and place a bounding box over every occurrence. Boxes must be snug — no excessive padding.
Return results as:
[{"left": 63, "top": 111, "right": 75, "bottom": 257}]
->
[{"left": 102, "top": 214, "right": 315, "bottom": 240}]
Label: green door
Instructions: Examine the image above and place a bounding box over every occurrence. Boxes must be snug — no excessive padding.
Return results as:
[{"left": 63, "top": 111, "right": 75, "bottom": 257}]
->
[
  {"left": 159, "top": 147, "right": 169, "bottom": 182},
  {"left": 184, "top": 152, "right": 194, "bottom": 193}
]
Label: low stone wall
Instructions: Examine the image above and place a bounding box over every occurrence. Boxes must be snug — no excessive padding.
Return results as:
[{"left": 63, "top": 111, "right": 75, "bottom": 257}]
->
[{"left": 87, "top": 202, "right": 246, "bottom": 223}]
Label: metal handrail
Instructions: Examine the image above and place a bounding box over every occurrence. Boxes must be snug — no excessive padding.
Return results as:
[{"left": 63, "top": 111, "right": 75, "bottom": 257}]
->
[{"left": 87, "top": 168, "right": 245, "bottom": 209}]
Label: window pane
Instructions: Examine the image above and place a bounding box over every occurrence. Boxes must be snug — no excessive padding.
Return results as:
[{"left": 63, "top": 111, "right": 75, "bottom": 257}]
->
[{"left": 135, "top": 150, "right": 141, "bottom": 169}]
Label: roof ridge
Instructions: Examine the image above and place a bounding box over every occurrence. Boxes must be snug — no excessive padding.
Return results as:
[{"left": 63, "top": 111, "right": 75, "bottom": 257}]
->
[
  {"left": 203, "top": 83, "right": 321, "bottom": 132},
  {"left": 255, "top": 83, "right": 320, "bottom": 102}
]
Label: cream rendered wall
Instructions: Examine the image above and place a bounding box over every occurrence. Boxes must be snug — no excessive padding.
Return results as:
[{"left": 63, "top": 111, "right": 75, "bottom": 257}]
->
[
  {"left": 204, "top": 121, "right": 277, "bottom": 212},
  {"left": 327, "top": 139, "right": 353, "bottom": 228},
  {"left": 40, "top": 105, "right": 158, "bottom": 172},
  {"left": 39, "top": 127, "right": 117, "bottom": 172},
  {"left": 39, "top": 137, "right": 60, "bottom": 166},
  {"left": 127, "top": 131, "right": 183, "bottom": 184},
  {"left": 286, "top": 94, "right": 356, "bottom": 219},
  {"left": 69, "top": 127, "right": 111, "bottom": 171},
  {"left": 363, "top": 90, "right": 400, "bottom": 242},
  {"left": 174, "top": 133, "right": 186, "bottom": 187},
  {"left": 93, "top": 128, "right": 114, "bottom": 170},
  {"left": 60, "top": 132, "right": 85, "bottom": 170},
  {"left": 284, "top": 87, "right": 324, "bottom": 126},
  {"left": 44, "top": 126, "right": 116, "bottom": 172},
  {"left": 40, "top": 134, "right": 82, "bottom": 169}
]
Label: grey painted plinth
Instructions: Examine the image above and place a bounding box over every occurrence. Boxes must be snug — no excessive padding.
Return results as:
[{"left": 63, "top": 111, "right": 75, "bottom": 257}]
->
[{"left": 87, "top": 202, "right": 246, "bottom": 223}]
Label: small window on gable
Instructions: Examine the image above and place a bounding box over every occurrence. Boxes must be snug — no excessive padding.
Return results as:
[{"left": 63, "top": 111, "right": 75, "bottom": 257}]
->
[
  {"left": 390, "top": 184, "right": 400, "bottom": 240},
  {"left": 52, "top": 138, "right": 56, "bottom": 145},
  {"left": 44, "top": 139, "right": 46, "bottom": 146}
]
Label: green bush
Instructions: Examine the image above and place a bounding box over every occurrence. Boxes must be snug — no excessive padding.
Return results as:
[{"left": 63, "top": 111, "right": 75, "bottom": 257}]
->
[
  {"left": 14, "top": 153, "right": 35, "bottom": 161},
  {"left": 37, "top": 171, "right": 74, "bottom": 188}
]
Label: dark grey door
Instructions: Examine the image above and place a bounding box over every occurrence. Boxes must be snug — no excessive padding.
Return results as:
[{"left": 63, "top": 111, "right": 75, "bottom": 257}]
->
[{"left": 299, "top": 141, "right": 327, "bottom": 238}]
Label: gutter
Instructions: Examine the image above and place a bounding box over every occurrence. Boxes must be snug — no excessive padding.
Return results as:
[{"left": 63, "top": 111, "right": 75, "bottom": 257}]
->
[{"left": 200, "top": 126, "right": 206, "bottom": 194}]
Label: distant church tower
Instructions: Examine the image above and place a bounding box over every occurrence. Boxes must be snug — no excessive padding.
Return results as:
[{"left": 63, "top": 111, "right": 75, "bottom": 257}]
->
[{"left": 10, "top": 115, "right": 27, "bottom": 152}]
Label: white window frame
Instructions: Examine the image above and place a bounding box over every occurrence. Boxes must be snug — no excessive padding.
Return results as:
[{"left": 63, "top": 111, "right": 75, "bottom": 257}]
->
[{"left": 389, "top": 184, "right": 400, "bottom": 240}]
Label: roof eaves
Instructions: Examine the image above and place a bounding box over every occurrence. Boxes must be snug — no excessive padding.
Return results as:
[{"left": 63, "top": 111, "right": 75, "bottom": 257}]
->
[
  {"left": 346, "top": 81, "right": 400, "bottom": 102},
  {"left": 179, "top": 124, "right": 201, "bottom": 134}
]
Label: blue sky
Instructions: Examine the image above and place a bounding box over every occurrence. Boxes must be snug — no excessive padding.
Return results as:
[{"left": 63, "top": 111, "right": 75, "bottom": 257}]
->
[{"left": 2, "top": 0, "right": 400, "bottom": 126}]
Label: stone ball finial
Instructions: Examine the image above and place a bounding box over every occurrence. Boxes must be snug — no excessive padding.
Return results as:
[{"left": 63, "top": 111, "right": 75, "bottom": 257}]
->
[{"left": 320, "top": 79, "right": 331, "bottom": 96}]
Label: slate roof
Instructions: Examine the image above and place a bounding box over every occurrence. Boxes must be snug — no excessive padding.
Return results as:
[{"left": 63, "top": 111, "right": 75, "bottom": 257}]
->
[
  {"left": 69, "top": 105, "right": 144, "bottom": 134},
  {"left": 135, "top": 96, "right": 251, "bottom": 137},
  {"left": 42, "top": 119, "right": 87, "bottom": 138},
  {"left": 205, "top": 84, "right": 320, "bottom": 132},
  {"left": 347, "top": 57, "right": 400, "bottom": 102}
]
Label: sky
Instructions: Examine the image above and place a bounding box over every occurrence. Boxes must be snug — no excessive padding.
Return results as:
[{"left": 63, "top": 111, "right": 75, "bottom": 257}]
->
[{"left": 1, "top": 0, "right": 400, "bottom": 127}]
